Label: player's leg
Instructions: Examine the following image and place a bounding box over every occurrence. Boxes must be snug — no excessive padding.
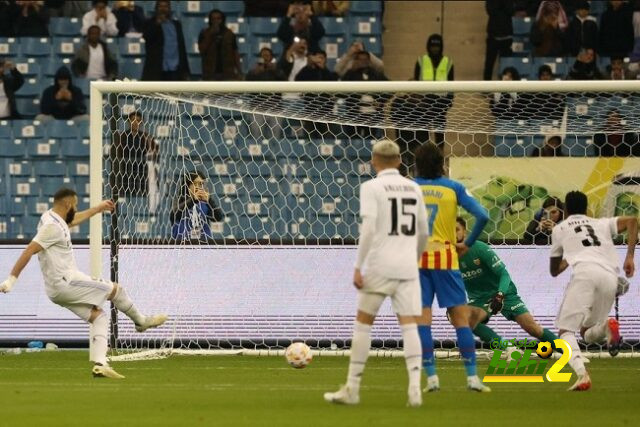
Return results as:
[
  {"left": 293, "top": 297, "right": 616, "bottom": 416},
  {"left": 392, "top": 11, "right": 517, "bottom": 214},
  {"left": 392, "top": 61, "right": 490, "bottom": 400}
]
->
[
  {"left": 513, "top": 312, "right": 559, "bottom": 344},
  {"left": 416, "top": 269, "right": 438, "bottom": 390},
  {"left": 580, "top": 271, "right": 619, "bottom": 356},
  {"left": 108, "top": 282, "right": 167, "bottom": 331},
  {"left": 325, "top": 286, "right": 385, "bottom": 405},
  {"left": 393, "top": 278, "right": 424, "bottom": 407}
]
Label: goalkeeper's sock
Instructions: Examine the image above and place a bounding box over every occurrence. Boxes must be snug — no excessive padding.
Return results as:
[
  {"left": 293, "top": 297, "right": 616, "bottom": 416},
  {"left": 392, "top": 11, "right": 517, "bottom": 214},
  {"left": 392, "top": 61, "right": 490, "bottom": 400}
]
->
[
  {"left": 583, "top": 322, "right": 607, "bottom": 344},
  {"left": 560, "top": 332, "right": 587, "bottom": 376},
  {"left": 472, "top": 323, "right": 504, "bottom": 348},
  {"left": 89, "top": 311, "right": 109, "bottom": 366},
  {"left": 401, "top": 324, "right": 422, "bottom": 390},
  {"left": 418, "top": 325, "right": 437, "bottom": 377},
  {"left": 111, "top": 285, "right": 146, "bottom": 325},
  {"left": 456, "top": 327, "right": 477, "bottom": 377},
  {"left": 346, "top": 322, "right": 371, "bottom": 391}
]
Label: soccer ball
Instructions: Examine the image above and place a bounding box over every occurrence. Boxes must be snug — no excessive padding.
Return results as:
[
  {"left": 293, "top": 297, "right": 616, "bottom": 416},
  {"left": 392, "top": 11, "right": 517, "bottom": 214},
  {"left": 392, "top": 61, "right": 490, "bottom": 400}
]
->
[
  {"left": 285, "top": 342, "right": 312, "bottom": 369},
  {"left": 536, "top": 341, "right": 553, "bottom": 359}
]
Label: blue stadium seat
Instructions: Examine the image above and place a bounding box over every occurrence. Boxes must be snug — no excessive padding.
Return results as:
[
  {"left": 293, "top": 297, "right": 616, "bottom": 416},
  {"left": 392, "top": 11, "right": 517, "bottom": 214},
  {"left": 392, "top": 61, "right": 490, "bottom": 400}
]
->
[
  {"left": 494, "top": 135, "right": 534, "bottom": 157},
  {"left": 15, "top": 98, "right": 40, "bottom": 118},
  {"left": 176, "top": 0, "right": 213, "bottom": 17},
  {"left": 120, "top": 58, "right": 144, "bottom": 80},
  {"left": 510, "top": 35, "right": 531, "bottom": 57},
  {"left": 211, "top": 0, "right": 244, "bottom": 16},
  {"left": 211, "top": 176, "right": 242, "bottom": 197},
  {"left": 249, "top": 17, "right": 280, "bottom": 35},
  {"left": 349, "top": 0, "right": 382, "bottom": 14},
  {"left": 314, "top": 176, "right": 354, "bottom": 197},
  {"left": 302, "top": 140, "right": 346, "bottom": 159},
  {"left": 118, "top": 38, "right": 146, "bottom": 57},
  {"left": 226, "top": 17, "right": 247, "bottom": 36},
  {"left": 46, "top": 120, "right": 78, "bottom": 139},
  {"left": 0, "top": 138, "right": 24, "bottom": 157},
  {"left": 243, "top": 176, "right": 281, "bottom": 196},
  {"left": 6, "top": 197, "right": 26, "bottom": 216},
  {"left": 27, "top": 139, "right": 61, "bottom": 158},
  {"left": 236, "top": 36, "right": 253, "bottom": 56},
  {"left": 349, "top": 17, "right": 382, "bottom": 36},
  {"left": 0, "top": 37, "right": 20, "bottom": 57},
  {"left": 53, "top": 37, "right": 82, "bottom": 57},
  {"left": 7, "top": 160, "right": 32, "bottom": 176},
  {"left": 237, "top": 139, "right": 274, "bottom": 159},
  {"left": 512, "top": 17, "right": 532, "bottom": 35},
  {"left": 498, "top": 56, "right": 532, "bottom": 78},
  {"left": 74, "top": 77, "right": 90, "bottom": 96},
  {"left": 309, "top": 216, "right": 351, "bottom": 239},
  {"left": 26, "top": 197, "right": 53, "bottom": 216},
  {"left": 14, "top": 77, "right": 42, "bottom": 98},
  {"left": 0, "top": 121, "right": 11, "bottom": 138},
  {"left": 234, "top": 216, "right": 282, "bottom": 240},
  {"left": 33, "top": 160, "right": 67, "bottom": 176},
  {"left": 74, "top": 176, "right": 90, "bottom": 196},
  {"left": 67, "top": 159, "right": 89, "bottom": 177},
  {"left": 319, "top": 17, "right": 347, "bottom": 36},
  {"left": 138, "top": 0, "right": 156, "bottom": 16},
  {"left": 11, "top": 177, "right": 36, "bottom": 196},
  {"left": 12, "top": 120, "right": 45, "bottom": 139},
  {"left": 40, "top": 177, "right": 73, "bottom": 196},
  {"left": 43, "top": 57, "right": 71, "bottom": 77},
  {"left": 532, "top": 57, "right": 567, "bottom": 78},
  {"left": 49, "top": 17, "right": 82, "bottom": 36},
  {"left": 188, "top": 56, "right": 202, "bottom": 77},
  {"left": 182, "top": 17, "right": 207, "bottom": 47},
  {"left": 231, "top": 195, "right": 274, "bottom": 217},
  {"left": 359, "top": 36, "right": 383, "bottom": 56},
  {"left": 344, "top": 139, "right": 373, "bottom": 159},
  {"left": 251, "top": 37, "right": 282, "bottom": 58},
  {"left": 76, "top": 120, "right": 89, "bottom": 138},
  {"left": 20, "top": 38, "right": 52, "bottom": 57},
  {"left": 236, "top": 161, "right": 275, "bottom": 176},
  {"left": 14, "top": 59, "right": 41, "bottom": 77},
  {"left": 69, "top": 221, "right": 89, "bottom": 239}
]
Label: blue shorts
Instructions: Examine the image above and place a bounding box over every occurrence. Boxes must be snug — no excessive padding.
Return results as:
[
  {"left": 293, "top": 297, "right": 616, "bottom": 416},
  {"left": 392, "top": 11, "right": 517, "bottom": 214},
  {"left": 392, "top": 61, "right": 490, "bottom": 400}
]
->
[{"left": 420, "top": 269, "right": 468, "bottom": 308}]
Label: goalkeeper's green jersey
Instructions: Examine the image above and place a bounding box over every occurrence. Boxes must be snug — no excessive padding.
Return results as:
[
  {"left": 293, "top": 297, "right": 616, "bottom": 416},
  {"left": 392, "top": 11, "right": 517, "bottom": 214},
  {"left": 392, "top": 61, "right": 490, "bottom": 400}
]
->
[{"left": 459, "top": 241, "right": 517, "bottom": 297}]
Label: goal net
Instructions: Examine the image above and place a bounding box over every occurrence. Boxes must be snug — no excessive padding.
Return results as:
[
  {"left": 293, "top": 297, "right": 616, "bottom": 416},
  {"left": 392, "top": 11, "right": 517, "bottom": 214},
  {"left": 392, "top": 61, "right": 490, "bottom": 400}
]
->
[{"left": 90, "top": 81, "right": 640, "bottom": 361}]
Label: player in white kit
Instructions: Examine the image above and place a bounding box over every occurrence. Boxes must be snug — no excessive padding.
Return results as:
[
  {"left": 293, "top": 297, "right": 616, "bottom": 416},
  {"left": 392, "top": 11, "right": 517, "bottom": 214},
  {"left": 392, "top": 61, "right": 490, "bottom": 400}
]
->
[
  {"left": 0, "top": 188, "right": 167, "bottom": 379},
  {"left": 324, "top": 140, "right": 429, "bottom": 407},
  {"left": 549, "top": 191, "right": 636, "bottom": 391}
]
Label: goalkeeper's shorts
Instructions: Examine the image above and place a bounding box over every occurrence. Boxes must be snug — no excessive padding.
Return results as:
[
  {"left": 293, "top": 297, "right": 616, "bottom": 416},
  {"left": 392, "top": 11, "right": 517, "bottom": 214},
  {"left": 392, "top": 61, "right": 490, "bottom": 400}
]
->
[{"left": 419, "top": 269, "right": 467, "bottom": 308}]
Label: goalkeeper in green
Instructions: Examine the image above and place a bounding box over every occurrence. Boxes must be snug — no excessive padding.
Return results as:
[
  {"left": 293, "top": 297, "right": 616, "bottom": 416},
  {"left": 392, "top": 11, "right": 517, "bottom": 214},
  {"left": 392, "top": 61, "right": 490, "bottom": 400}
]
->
[{"left": 455, "top": 217, "right": 559, "bottom": 350}]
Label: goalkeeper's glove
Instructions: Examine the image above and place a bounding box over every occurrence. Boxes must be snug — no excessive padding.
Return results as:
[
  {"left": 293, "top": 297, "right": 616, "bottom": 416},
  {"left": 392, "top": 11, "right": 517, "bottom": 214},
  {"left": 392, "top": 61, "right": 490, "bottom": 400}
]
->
[
  {"left": 0, "top": 275, "right": 17, "bottom": 293},
  {"left": 489, "top": 292, "right": 504, "bottom": 315},
  {"left": 616, "top": 276, "right": 631, "bottom": 297}
]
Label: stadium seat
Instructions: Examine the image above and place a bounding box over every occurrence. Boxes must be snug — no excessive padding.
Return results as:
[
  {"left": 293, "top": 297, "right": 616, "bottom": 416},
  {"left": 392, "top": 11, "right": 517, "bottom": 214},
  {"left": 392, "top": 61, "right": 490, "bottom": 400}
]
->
[
  {"left": 226, "top": 17, "right": 247, "bottom": 36},
  {"left": 33, "top": 160, "right": 67, "bottom": 176},
  {"left": 26, "top": 197, "right": 53, "bottom": 216},
  {"left": 7, "top": 160, "right": 33, "bottom": 176},
  {"left": 27, "top": 139, "right": 61, "bottom": 158},
  {"left": 74, "top": 77, "right": 90, "bottom": 96},
  {"left": 118, "top": 38, "right": 146, "bottom": 57},
  {"left": 76, "top": 120, "right": 90, "bottom": 138},
  {"left": 512, "top": 17, "right": 532, "bottom": 35},
  {"left": 182, "top": 17, "right": 207, "bottom": 47},
  {"left": 0, "top": 138, "right": 25, "bottom": 157},
  {"left": 20, "top": 37, "right": 52, "bottom": 57},
  {"left": 0, "top": 121, "right": 11, "bottom": 138},
  {"left": 349, "top": 17, "right": 382, "bottom": 36},
  {"left": 15, "top": 98, "right": 40, "bottom": 118},
  {"left": 319, "top": 17, "right": 347, "bottom": 36},
  {"left": 359, "top": 36, "right": 383, "bottom": 56},
  {"left": 11, "top": 177, "right": 36, "bottom": 196},
  {"left": 53, "top": 37, "right": 82, "bottom": 57},
  {"left": 188, "top": 56, "right": 202, "bottom": 77},
  {"left": 43, "top": 57, "right": 72, "bottom": 77},
  {"left": 236, "top": 36, "right": 253, "bottom": 56},
  {"left": 14, "top": 77, "right": 42, "bottom": 98},
  {"left": 344, "top": 139, "right": 373, "bottom": 159},
  {"left": 309, "top": 216, "right": 351, "bottom": 239},
  {"left": 349, "top": 0, "right": 383, "bottom": 14},
  {"left": 234, "top": 216, "right": 282, "bottom": 240},
  {"left": 237, "top": 139, "right": 274, "bottom": 159},
  {"left": 14, "top": 58, "right": 41, "bottom": 77},
  {"left": 498, "top": 56, "right": 532, "bottom": 78},
  {"left": 46, "top": 120, "right": 78, "bottom": 139},
  {"left": 231, "top": 195, "right": 274, "bottom": 217},
  {"left": 494, "top": 135, "right": 534, "bottom": 157},
  {"left": 211, "top": 176, "right": 242, "bottom": 197},
  {"left": 510, "top": 36, "right": 531, "bottom": 57},
  {"left": 120, "top": 58, "right": 144, "bottom": 80},
  {"left": 243, "top": 177, "right": 281, "bottom": 196},
  {"left": 69, "top": 221, "right": 89, "bottom": 239},
  {"left": 40, "top": 177, "right": 73, "bottom": 196},
  {"left": 74, "top": 176, "right": 90, "bottom": 196},
  {"left": 211, "top": 1, "right": 244, "bottom": 16},
  {"left": 176, "top": 0, "right": 212, "bottom": 17},
  {"left": 12, "top": 120, "right": 45, "bottom": 139},
  {"left": 0, "top": 37, "right": 19, "bottom": 57},
  {"left": 6, "top": 197, "right": 26, "bottom": 216},
  {"left": 249, "top": 17, "right": 280, "bottom": 36},
  {"left": 235, "top": 160, "right": 275, "bottom": 176},
  {"left": 563, "top": 134, "right": 597, "bottom": 157},
  {"left": 49, "top": 17, "right": 82, "bottom": 36},
  {"left": 532, "top": 57, "right": 567, "bottom": 78},
  {"left": 251, "top": 37, "right": 282, "bottom": 58}
]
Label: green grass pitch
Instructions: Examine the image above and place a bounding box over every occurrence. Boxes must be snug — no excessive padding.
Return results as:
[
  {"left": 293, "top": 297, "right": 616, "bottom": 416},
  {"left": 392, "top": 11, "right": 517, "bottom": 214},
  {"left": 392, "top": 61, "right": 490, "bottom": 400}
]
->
[{"left": 2, "top": 352, "right": 639, "bottom": 427}]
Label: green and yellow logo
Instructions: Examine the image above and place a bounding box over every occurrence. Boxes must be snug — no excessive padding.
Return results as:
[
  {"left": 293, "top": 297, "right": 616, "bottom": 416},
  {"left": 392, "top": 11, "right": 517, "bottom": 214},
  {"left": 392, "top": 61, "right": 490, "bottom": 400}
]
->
[{"left": 483, "top": 339, "right": 572, "bottom": 383}]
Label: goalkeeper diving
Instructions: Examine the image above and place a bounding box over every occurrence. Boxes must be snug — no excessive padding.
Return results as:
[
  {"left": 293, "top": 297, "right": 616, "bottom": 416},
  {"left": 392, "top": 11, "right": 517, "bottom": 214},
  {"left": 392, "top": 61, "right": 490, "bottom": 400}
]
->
[
  {"left": 0, "top": 188, "right": 168, "bottom": 379},
  {"left": 455, "top": 217, "right": 559, "bottom": 352}
]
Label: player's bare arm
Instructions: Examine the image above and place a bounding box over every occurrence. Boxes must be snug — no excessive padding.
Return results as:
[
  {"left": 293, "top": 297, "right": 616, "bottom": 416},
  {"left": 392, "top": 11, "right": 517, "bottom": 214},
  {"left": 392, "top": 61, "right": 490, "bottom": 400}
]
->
[
  {"left": 69, "top": 200, "right": 116, "bottom": 227},
  {"left": 0, "top": 241, "right": 43, "bottom": 293},
  {"left": 616, "top": 216, "right": 637, "bottom": 278},
  {"left": 549, "top": 257, "right": 569, "bottom": 277}
]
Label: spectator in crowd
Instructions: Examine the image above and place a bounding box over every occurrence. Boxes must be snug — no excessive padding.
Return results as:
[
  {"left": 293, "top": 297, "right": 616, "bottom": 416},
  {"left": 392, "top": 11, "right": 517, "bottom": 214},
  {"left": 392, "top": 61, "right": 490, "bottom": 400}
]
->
[
  {"left": 530, "top": 1, "right": 567, "bottom": 56},
  {"left": 46, "top": 0, "right": 91, "bottom": 18},
  {"left": 312, "top": 0, "right": 349, "bottom": 16},
  {"left": 594, "top": 109, "right": 640, "bottom": 156},
  {"left": 295, "top": 49, "right": 337, "bottom": 81},
  {"left": 110, "top": 111, "right": 158, "bottom": 200},
  {"left": 37, "top": 66, "right": 88, "bottom": 122},
  {"left": 71, "top": 25, "right": 118, "bottom": 80},
  {"left": 171, "top": 171, "right": 224, "bottom": 240},
  {"left": 567, "top": 47, "right": 603, "bottom": 79},
  {"left": 0, "top": 58, "right": 24, "bottom": 119},
  {"left": 142, "top": 0, "right": 190, "bottom": 81},
  {"left": 343, "top": 50, "right": 387, "bottom": 81},
  {"left": 599, "top": 0, "right": 634, "bottom": 57},
  {"left": 566, "top": 0, "right": 598, "bottom": 55},
  {"left": 14, "top": 1, "right": 50, "bottom": 36},
  {"left": 529, "top": 135, "right": 566, "bottom": 156},
  {"left": 514, "top": 65, "right": 565, "bottom": 120},
  {"left": 246, "top": 47, "right": 285, "bottom": 81},
  {"left": 277, "top": 0, "right": 325, "bottom": 52},
  {"left": 334, "top": 40, "right": 384, "bottom": 78},
  {"left": 81, "top": 0, "right": 119, "bottom": 37},
  {"left": 489, "top": 66, "right": 520, "bottom": 119},
  {"left": 243, "top": 0, "right": 291, "bottom": 17},
  {"left": 484, "top": 0, "right": 513, "bottom": 80},
  {"left": 278, "top": 36, "right": 309, "bottom": 80},
  {"left": 198, "top": 9, "right": 242, "bottom": 81},
  {"left": 523, "top": 196, "right": 565, "bottom": 245},
  {"left": 606, "top": 56, "right": 635, "bottom": 79},
  {"left": 113, "top": 0, "right": 145, "bottom": 37}
]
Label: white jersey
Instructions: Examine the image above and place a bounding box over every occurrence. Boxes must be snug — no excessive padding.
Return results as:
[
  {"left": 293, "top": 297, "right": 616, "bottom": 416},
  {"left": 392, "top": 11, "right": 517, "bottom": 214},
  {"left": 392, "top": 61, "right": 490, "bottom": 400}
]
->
[
  {"left": 32, "top": 210, "right": 79, "bottom": 288},
  {"left": 358, "top": 168, "right": 429, "bottom": 279},
  {"left": 550, "top": 214, "right": 620, "bottom": 274}
]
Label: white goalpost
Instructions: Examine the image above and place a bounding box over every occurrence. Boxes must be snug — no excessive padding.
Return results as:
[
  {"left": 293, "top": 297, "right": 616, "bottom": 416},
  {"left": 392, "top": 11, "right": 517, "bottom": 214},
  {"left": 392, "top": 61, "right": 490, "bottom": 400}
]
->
[{"left": 89, "top": 80, "right": 640, "bottom": 361}]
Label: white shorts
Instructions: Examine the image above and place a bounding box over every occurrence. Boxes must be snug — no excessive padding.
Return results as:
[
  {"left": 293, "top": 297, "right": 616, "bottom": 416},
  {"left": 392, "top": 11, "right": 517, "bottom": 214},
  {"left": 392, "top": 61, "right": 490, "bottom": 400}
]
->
[
  {"left": 357, "top": 274, "right": 421, "bottom": 316},
  {"left": 556, "top": 265, "right": 617, "bottom": 332},
  {"left": 47, "top": 271, "right": 113, "bottom": 320}
]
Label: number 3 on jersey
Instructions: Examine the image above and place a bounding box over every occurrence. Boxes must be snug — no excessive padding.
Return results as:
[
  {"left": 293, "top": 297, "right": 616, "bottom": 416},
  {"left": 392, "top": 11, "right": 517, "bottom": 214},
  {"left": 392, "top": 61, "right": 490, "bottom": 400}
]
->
[
  {"left": 388, "top": 198, "right": 417, "bottom": 236},
  {"left": 425, "top": 204, "right": 439, "bottom": 234},
  {"left": 574, "top": 225, "right": 601, "bottom": 247}
]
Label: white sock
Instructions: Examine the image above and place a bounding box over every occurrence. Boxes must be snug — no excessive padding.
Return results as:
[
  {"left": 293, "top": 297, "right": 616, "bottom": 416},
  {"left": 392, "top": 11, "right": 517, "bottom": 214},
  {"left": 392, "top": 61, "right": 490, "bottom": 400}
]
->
[
  {"left": 560, "top": 332, "right": 586, "bottom": 376},
  {"left": 347, "top": 322, "right": 372, "bottom": 391},
  {"left": 112, "top": 286, "right": 145, "bottom": 325},
  {"left": 583, "top": 321, "right": 608, "bottom": 344},
  {"left": 90, "top": 311, "right": 109, "bottom": 366},
  {"left": 401, "top": 324, "right": 422, "bottom": 390}
]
